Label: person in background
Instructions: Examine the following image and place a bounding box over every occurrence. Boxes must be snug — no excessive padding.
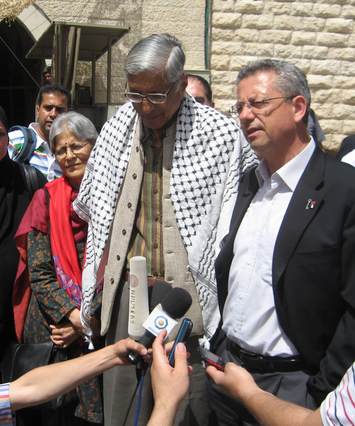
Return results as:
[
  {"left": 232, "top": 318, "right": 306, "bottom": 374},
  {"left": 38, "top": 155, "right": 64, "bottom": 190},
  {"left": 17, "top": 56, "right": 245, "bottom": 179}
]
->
[
  {"left": 13, "top": 112, "right": 101, "bottom": 426},
  {"left": 207, "top": 360, "right": 355, "bottom": 426},
  {"left": 41, "top": 65, "right": 53, "bottom": 86},
  {"left": 0, "top": 106, "right": 45, "bottom": 364},
  {"left": 336, "top": 134, "right": 355, "bottom": 166},
  {"left": 8, "top": 84, "right": 69, "bottom": 181},
  {"left": 186, "top": 74, "right": 214, "bottom": 107}
]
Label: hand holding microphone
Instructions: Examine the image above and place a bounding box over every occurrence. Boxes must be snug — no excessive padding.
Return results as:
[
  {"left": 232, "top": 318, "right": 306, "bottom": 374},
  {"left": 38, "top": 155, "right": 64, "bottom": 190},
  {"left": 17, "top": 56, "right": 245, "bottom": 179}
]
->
[{"left": 128, "top": 287, "right": 193, "bottom": 364}]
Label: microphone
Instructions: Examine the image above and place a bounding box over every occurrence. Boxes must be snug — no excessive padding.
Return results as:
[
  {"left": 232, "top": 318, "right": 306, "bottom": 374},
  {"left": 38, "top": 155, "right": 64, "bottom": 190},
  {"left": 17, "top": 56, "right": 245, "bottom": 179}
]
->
[
  {"left": 128, "top": 287, "right": 193, "bottom": 364},
  {"left": 128, "top": 256, "right": 149, "bottom": 339}
]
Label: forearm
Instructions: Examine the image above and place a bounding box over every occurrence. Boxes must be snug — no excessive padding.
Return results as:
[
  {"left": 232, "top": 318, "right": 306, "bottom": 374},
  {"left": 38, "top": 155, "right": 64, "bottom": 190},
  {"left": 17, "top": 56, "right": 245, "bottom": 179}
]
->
[
  {"left": 242, "top": 389, "right": 321, "bottom": 426},
  {"left": 10, "top": 345, "right": 119, "bottom": 410},
  {"left": 147, "top": 400, "right": 180, "bottom": 426}
]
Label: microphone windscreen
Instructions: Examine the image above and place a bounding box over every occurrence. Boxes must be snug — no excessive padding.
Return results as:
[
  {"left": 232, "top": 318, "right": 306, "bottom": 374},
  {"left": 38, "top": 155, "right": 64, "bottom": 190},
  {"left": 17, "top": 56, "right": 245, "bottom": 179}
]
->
[
  {"left": 161, "top": 287, "right": 192, "bottom": 319},
  {"left": 150, "top": 281, "right": 173, "bottom": 310}
]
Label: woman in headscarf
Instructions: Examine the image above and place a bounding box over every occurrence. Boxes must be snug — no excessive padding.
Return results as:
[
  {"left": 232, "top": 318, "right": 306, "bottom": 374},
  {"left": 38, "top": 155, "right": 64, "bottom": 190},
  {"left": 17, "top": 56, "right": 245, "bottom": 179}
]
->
[
  {"left": 0, "top": 106, "right": 45, "bottom": 362},
  {"left": 13, "top": 111, "right": 103, "bottom": 426}
]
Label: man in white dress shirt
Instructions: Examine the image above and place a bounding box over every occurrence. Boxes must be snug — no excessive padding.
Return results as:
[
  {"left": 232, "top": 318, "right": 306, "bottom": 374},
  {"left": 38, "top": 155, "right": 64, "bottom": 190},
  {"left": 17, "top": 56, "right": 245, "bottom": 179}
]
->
[{"left": 209, "top": 59, "right": 355, "bottom": 425}]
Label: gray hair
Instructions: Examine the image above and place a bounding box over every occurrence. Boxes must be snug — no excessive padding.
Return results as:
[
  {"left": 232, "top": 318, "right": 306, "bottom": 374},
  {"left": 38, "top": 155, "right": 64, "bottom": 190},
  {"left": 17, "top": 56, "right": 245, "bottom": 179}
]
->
[
  {"left": 49, "top": 111, "right": 98, "bottom": 153},
  {"left": 236, "top": 59, "right": 311, "bottom": 122},
  {"left": 125, "top": 33, "right": 185, "bottom": 84}
]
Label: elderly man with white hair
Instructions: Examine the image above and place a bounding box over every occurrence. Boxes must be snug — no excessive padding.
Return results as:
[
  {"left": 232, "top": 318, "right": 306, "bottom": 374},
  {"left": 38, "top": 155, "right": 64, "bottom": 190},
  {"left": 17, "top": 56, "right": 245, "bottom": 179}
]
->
[{"left": 74, "top": 33, "right": 255, "bottom": 425}]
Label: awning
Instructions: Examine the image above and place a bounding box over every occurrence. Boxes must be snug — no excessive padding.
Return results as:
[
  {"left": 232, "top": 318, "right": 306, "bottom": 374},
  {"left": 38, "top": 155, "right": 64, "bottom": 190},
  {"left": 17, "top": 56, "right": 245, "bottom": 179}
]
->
[
  {"left": 26, "top": 21, "right": 129, "bottom": 105},
  {"left": 26, "top": 21, "right": 128, "bottom": 61}
]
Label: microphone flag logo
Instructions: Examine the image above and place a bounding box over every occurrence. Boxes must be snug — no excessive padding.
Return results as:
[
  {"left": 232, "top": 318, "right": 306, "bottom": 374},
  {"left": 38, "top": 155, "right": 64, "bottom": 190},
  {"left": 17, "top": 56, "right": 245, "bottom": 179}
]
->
[
  {"left": 154, "top": 315, "right": 168, "bottom": 329},
  {"left": 143, "top": 305, "right": 177, "bottom": 336}
]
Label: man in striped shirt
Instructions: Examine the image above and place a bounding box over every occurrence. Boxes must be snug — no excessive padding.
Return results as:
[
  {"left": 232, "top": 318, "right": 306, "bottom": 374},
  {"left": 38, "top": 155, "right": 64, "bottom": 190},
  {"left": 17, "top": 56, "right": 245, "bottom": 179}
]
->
[{"left": 8, "top": 84, "right": 69, "bottom": 181}]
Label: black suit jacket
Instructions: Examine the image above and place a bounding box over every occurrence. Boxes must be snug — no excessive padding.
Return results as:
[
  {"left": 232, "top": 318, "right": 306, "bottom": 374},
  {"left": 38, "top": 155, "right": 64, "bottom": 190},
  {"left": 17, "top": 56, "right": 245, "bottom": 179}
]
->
[{"left": 214, "top": 148, "right": 355, "bottom": 404}]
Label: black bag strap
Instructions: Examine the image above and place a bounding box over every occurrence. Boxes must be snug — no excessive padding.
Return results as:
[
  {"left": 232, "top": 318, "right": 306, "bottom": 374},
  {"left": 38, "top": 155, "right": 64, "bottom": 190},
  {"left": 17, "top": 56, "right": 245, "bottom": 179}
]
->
[
  {"left": 10, "top": 125, "right": 37, "bottom": 164},
  {"left": 18, "top": 163, "right": 46, "bottom": 196}
]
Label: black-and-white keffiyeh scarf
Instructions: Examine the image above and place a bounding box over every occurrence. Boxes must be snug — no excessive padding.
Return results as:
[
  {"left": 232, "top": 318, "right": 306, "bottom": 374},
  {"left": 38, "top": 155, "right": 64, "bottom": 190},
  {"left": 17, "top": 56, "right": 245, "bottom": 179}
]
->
[{"left": 74, "top": 96, "right": 256, "bottom": 339}]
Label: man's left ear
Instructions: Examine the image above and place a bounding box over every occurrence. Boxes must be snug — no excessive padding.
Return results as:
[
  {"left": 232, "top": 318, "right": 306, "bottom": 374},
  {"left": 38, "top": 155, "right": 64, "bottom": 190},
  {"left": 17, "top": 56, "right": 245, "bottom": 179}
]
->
[
  {"left": 292, "top": 95, "right": 308, "bottom": 124},
  {"left": 180, "top": 73, "right": 188, "bottom": 91}
]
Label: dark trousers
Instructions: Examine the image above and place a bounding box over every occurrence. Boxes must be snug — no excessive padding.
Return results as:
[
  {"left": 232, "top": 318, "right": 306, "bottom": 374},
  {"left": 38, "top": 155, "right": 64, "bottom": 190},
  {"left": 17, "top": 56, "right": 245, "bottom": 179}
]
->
[{"left": 207, "top": 338, "right": 317, "bottom": 426}]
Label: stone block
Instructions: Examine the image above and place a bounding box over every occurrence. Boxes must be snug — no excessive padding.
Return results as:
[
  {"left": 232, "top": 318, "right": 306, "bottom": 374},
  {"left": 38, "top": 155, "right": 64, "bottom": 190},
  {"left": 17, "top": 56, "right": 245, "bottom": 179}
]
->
[
  {"left": 212, "top": 28, "right": 236, "bottom": 42},
  {"left": 320, "top": 119, "right": 343, "bottom": 134},
  {"left": 212, "top": 71, "right": 236, "bottom": 85},
  {"left": 343, "top": 120, "right": 355, "bottom": 134},
  {"left": 234, "top": 1, "right": 264, "bottom": 14},
  {"left": 307, "top": 75, "right": 333, "bottom": 90},
  {"left": 275, "top": 16, "right": 324, "bottom": 31},
  {"left": 333, "top": 76, "right": 355, "bottom": 89},
  {"left": 289, "top": 2, "right": 315, "bottom": 17},
  {"left": 242, "top": 15, "right": 274, "bottom": 29},
  {"left": 313, "top": 4, "right": 341, "bottom": 18},
  {"left": 213, "top": 12, "right": 242, "bottom": 28},
  {"left": 292, "top": 32, "right": 317, "bottom": 45},
  {"left": 274, "top": 45, "right": 303, "bottom": 58},
  {"left": 263, "top": 2, "right": 292, "bottom": 15},
  {"left": 341, "top": 61, "right": 355, "bottom": 76},
  {"left": 322, "top": 136, "right": 342, "bottom": 153},
  {"left": 259, "top": 30, "right": 292, "bottom": 44},
  {"left": 211, "top": 54, "right": 231, "bottom": 70},
  {"left": 212, "top": 0, "right": 237, "bottom": 13},
  {"left": 302, "top": 46, "right": 328, "bottom": 59},
  {"left": 331, "top": 104, "right": 355, "bottom": 119},
  {"left": 235, "top": 29, "right": 260, "bottom": 42},
  {"left": 341, "top": 6, "right": 355, "bottom": 19},
  {"left": 213, "top": 83, "right": 236, "bottom": 98},
  {"left": 311, "top": 60, "right": 341, "bottom": 75},
  {"left": 230, "top": 55, "right": 255, "bottom": 71},
  {"left": 325, "top": 18, "right": 353, "bottom": 33},
  {"left": 211, "top": 41, "right": 240, "bottom": 56},
  {"left": 317, "top": 32, "right": 347, "bottom": 47},
  {"left": 327, "top": 47, "right": 355, "bottom": 60},
  {"left": 313, "top": 89, "right": 343, "bottom": 103}
]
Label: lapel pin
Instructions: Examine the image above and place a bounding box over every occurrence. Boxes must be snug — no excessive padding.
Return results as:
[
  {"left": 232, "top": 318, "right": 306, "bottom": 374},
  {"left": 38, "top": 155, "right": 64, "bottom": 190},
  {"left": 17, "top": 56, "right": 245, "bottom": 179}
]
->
[{"left": 305, "top": 198, "right": 317, "bottom": 210}]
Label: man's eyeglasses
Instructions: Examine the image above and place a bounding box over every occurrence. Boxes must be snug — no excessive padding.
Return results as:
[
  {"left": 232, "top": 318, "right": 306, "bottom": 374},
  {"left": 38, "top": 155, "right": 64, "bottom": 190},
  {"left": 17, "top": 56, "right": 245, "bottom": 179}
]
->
[
  {"left": 55, "top": 142, "right": 90, "bottom": 159},
  {"left": 230, "top": 96, "right": 293, "bottom": 116},
  {"left": 124, "top": 84, "right": 175, "bottom": 104}
]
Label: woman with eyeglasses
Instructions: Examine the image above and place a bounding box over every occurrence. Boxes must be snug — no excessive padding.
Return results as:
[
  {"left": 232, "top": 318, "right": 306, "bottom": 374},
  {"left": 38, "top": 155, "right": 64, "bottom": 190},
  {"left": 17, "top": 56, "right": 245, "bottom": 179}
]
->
[{"left": 13, "top": 112, "right": 103, "bottom": 426}]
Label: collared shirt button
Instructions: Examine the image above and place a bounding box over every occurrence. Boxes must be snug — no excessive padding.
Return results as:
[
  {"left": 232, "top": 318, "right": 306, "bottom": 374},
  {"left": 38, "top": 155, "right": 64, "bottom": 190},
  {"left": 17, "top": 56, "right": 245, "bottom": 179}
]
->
[
  {"left": 127, "top": 202, "right": 132, "bottom": 208},
  {"left": 122, "top": 229, "right": 127, "bottom": 235},
  {"left": 110, "top": 278, "right": 114, "bottom": 285},
  {"left": 116, "top": 254, "right": 120, "bottom": 261},
  {"left": 136, "top": 146, "right": 139, "bottom": 152},
  {"left": 132, "top": 173, "right": 137, "bottom": 179}
]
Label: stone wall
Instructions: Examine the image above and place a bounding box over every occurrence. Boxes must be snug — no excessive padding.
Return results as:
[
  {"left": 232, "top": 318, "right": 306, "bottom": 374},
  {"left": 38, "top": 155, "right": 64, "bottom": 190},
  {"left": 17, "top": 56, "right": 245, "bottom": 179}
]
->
[
  {"left": 141, "top": 0, "right": 206, "bottom": 71},
  {"left": 211, "top": 0, "right": 355, "bottom": 149}
]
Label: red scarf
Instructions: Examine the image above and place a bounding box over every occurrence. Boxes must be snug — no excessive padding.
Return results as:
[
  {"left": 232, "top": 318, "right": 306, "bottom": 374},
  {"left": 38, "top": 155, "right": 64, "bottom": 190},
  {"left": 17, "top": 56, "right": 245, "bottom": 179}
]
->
[{"left": 13, "top": 177, "right": 87, "bottom": 341}]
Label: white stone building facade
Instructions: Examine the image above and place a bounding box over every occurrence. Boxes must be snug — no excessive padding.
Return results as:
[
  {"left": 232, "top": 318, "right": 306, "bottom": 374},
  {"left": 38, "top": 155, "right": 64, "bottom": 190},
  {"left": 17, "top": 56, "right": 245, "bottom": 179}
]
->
[{"left": 10, "top": 0, "right": 355, "bottom": 148}]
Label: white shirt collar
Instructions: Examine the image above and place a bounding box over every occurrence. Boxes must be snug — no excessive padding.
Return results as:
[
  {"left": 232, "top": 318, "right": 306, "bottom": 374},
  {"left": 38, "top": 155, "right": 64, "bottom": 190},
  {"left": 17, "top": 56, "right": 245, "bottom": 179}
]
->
[
  {"left": 256, "top": 138, "right": 316, "bottom": 191},
  {"left": 29, "top": 122, "right": 48, "bottom": 150}
]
